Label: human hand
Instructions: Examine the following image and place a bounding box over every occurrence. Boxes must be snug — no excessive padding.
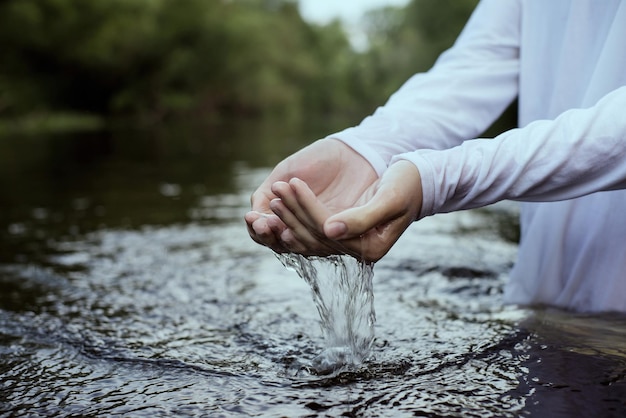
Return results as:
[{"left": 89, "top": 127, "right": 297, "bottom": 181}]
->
[
  {"left": 270, "top": 159, "right": 423, "bottom": 262},
  {"left": 244, "top": 138, "right": 378, "bottom": 254}
]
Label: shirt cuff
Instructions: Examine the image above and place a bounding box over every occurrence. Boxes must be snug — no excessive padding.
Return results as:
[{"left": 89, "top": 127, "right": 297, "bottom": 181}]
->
[{"left": 390, "top": 152, "right": 437, "bottom": 219}]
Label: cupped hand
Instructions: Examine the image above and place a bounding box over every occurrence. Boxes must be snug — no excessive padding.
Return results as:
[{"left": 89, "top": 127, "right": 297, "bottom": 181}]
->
[
  {"left": 272, "top": 159, "right": 423, "bottom": 262},
  {"left": 244, "top": 138, "right": 378, "bottom": 254}
]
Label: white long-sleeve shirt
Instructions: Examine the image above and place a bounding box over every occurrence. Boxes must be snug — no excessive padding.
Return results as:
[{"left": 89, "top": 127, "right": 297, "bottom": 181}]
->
[{"left": 328, "top": 0, "right": 626, "bottom": 312}]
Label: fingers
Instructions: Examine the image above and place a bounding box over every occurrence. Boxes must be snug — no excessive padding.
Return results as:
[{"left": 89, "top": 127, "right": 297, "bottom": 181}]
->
[
  {"left": 246, "top": 182, "right": 285, "bottom": 249},
  {"left": 244, "top": 211, "right": 288, "bottom": 253},
  {"left": 270, "top": 182, "right": 337, "bottom": 256},
  {"left": 246, "top": 181, "right": 332, "bottom": 255},
  {"left": 280, "top": 178, "right": 331, "bottom": 234},
  {"left": 271, "top": 179, "right": 362, "bottom": 257},
  {"left": 269, "top": 195, "right": 317, "bottom": 249}
]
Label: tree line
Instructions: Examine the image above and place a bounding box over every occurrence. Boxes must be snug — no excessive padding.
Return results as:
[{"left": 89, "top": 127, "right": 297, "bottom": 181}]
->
[{"left": 0, "top": 0, "right": 480, "bottom": 125}]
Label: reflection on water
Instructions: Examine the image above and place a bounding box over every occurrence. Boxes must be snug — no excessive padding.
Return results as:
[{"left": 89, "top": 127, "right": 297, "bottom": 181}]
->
[{"left": 0, "top": 125, "right": 625, "bottom": 416}]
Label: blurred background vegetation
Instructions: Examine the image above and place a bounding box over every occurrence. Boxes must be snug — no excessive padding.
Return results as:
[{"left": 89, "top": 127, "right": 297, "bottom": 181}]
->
[{"left": 0, "top": 0, "right": 502, "bottom": 134}]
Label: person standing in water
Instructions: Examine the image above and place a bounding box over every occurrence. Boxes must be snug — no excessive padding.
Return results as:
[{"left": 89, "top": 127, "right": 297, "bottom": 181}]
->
[{"left": 245, "top": 0, "right": 626, "bottom": 313}]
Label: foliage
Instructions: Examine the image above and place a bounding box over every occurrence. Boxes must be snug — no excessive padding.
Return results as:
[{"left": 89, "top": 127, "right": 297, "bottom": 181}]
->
[
  {"left": 358, "top": 0, "right": 479, "bottom": 107},
  {"left": 0, "top": 0, "right": 486, "bottom": 125}
]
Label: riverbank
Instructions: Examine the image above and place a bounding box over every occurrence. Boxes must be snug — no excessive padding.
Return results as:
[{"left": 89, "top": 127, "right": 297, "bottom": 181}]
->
[{"left": 0, "top": 112, "right": 105, "bottom": 136}]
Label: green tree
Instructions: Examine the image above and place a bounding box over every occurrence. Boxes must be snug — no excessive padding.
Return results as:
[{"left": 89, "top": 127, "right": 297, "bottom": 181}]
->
[
  {"left": 0, "top": 0, "right": 497, "bottom": 129},
  {"left": 354, "top": 0, "right": 479, "bottom": 110}
]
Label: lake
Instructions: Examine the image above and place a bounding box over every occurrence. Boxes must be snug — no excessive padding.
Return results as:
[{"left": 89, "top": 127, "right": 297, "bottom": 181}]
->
[{"left": 1, "top": 122, "right": 625, "bottom": 417}]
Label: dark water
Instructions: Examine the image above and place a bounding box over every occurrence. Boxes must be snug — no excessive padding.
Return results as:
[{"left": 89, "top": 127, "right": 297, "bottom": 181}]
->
[{"left": 1, "top": 124, "right": 625, "bottom": 417}]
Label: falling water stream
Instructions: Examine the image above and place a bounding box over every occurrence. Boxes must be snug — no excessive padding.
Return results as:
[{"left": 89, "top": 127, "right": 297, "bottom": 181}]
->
[{"left": 276, "top": 254, "right": 375, "bottom": 374}]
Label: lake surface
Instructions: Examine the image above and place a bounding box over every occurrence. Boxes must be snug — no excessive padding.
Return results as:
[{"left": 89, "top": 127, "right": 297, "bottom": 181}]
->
[{"left": 1, "top": 123, "right": 625, "bottom": 417}]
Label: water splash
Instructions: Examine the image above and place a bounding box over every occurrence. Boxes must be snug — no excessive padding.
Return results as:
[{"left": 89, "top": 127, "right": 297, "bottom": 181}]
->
[{"left": 276, "top": 253, "right": 376, "bottom": 374}]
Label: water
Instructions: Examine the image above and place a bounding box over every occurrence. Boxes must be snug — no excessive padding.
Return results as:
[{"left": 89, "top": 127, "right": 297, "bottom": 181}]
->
[
  {"left": 1, "top": 125, "right": 626, "bottom": 417},
  {"left": 276, "top": 254, "right": 375, "bottom": 374}
]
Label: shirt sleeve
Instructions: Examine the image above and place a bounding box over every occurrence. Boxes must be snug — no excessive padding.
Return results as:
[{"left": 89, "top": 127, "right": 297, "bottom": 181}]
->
[
  {"left": 402, "top": 86, "right": 626, "bottom": 218},
  {"left": 326, "top": 0, "right": 521, "bottom": 176}
]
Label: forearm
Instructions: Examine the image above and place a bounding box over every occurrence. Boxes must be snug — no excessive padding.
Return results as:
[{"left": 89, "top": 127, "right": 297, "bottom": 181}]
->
[
  {"left": 404, "top": 86, "right": 626, "bottom": 218},
  {"left": 328, "top": 0, "right": 521, "bottom": 176}
]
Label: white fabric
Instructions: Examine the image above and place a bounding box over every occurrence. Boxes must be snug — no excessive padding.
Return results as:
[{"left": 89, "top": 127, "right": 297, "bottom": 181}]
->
[{"left": 328, "top": 0, "right": 626, "bottom": 312}]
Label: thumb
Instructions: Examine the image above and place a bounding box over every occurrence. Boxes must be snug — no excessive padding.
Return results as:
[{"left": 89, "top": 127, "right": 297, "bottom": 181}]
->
[
  {"left": 323, "top": 188, "right": 396, "bottom": 240},
  {"left": 323, "top": 160, "right": 422, "bottom": 240}
]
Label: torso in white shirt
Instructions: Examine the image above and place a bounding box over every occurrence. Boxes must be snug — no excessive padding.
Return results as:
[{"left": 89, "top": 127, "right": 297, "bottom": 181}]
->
[{"left": 507, "top": 0, "right": 626, "bottom": 312}]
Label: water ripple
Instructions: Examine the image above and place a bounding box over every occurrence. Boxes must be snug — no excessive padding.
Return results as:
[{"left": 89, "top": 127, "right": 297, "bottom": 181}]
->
[{"left": 1, "top": 185, "right": 625, "bottom": 416}]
